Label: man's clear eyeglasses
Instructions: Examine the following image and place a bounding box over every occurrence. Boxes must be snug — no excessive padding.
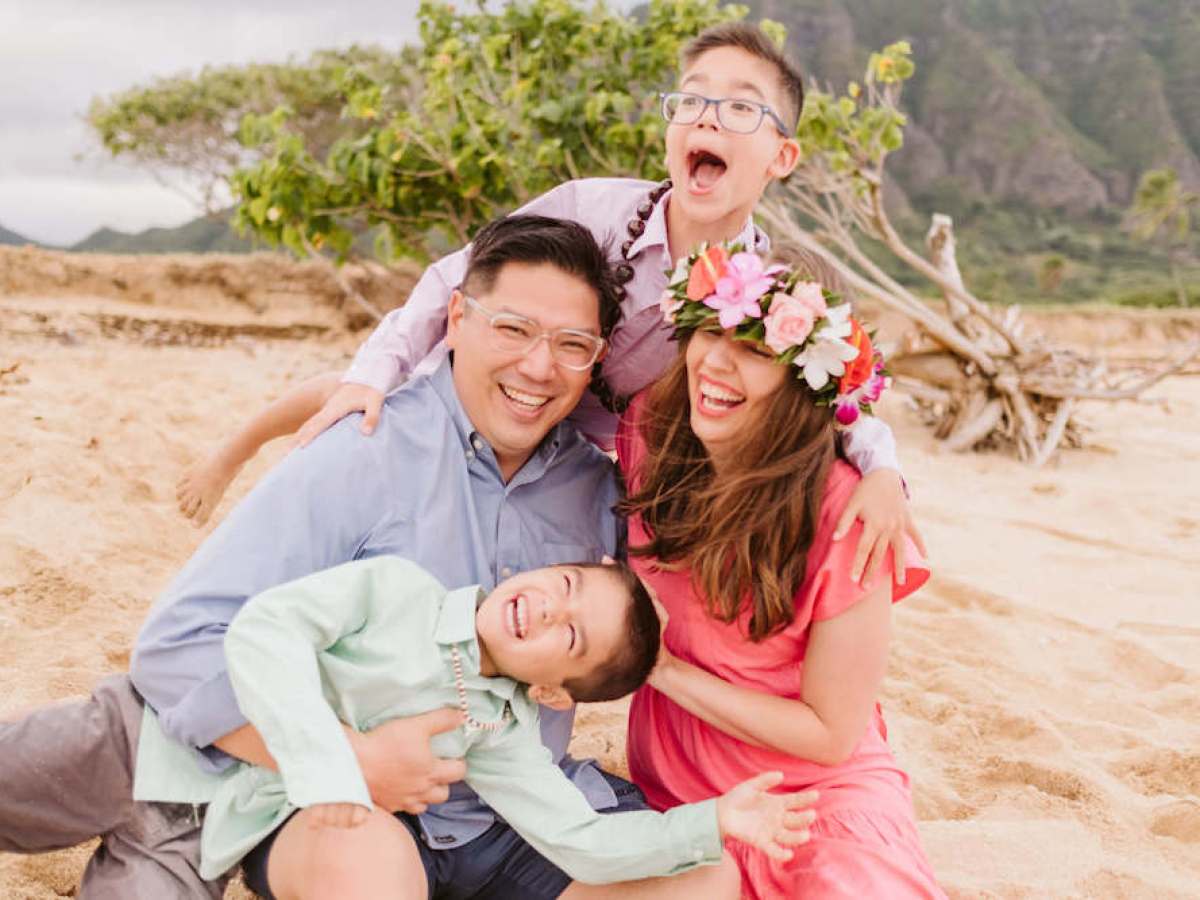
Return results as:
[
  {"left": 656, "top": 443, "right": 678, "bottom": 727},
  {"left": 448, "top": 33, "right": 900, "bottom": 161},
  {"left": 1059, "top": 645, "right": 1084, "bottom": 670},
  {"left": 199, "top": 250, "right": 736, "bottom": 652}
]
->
[
  {"left": 659, "top": 91, "right": 792, "bottom": 137},
  {"left": 463, "top": 295, "right": 606, "bottom": 371}
]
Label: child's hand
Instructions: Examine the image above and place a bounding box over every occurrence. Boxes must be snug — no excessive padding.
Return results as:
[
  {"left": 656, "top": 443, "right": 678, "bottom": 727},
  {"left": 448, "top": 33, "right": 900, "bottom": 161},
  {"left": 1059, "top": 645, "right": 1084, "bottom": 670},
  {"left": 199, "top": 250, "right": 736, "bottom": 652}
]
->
[
  {"left": 308, "top": 802, "right": 370, "bottom": 829},
  {"left": 715, "top": 772, "right": 817, "bottom": 861},
  {"left": 296, "top": 383, "right": 386, "bottom": 447},
  {"left": 833, "top": 468, "right": 926, "bottom": 585}
]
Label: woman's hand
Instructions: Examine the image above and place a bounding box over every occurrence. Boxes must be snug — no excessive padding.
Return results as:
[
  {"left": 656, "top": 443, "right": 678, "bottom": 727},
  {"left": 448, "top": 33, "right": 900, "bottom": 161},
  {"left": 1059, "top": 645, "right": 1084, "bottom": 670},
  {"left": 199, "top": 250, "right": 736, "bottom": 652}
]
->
[
  {"left": 716, "top": 772, "right": 818, "bottom": 861},
  {"left": 834, "top": 468, "right": 927, "bottom": 585},
  {"left": 295, "top": 383, "right": 386, "bottom": 447},
  {"left": 307, "top": 802, "right": 370, "bottom": 829}
]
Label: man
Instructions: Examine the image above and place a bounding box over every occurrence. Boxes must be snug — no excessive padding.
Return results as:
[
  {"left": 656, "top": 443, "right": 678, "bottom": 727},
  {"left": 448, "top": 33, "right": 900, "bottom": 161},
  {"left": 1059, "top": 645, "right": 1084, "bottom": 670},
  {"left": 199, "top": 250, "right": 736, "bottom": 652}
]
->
[{"left": 0, "top": 215, "right": 739, "bottom": 899}]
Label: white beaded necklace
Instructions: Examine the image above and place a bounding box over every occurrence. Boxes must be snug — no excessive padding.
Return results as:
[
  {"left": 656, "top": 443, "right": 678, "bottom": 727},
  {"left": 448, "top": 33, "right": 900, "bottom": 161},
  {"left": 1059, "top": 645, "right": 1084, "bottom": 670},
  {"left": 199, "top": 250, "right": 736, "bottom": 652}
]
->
[{"left": 449, "top": 645, "right": 511, "bottom": 733}]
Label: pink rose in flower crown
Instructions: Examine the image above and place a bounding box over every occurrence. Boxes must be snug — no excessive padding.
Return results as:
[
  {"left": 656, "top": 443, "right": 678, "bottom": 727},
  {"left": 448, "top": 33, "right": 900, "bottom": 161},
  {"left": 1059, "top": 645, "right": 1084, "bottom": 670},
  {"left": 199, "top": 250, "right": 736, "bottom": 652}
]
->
[
  {"left": 704, "top": 252, "right": 784, "bottom": 329},
  {"left": 686, "top": 246, "right": 729, "bottom": 301},
  {"left": 762, "top": 293, "right": 817, "bottom": 355},
  {"left": 659, "top": 289, "right": 684, "bottom": 325},
  {"left": 789, "top": 280, "right": 828, "bottom": 318}
]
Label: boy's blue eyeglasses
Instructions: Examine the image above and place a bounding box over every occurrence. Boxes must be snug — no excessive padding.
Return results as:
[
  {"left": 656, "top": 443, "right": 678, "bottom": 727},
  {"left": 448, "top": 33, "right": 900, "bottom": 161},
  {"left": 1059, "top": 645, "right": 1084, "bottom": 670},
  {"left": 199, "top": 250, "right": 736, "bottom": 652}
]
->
[{"left": 659, "top": 91, "right": 793, "bottom": 137}]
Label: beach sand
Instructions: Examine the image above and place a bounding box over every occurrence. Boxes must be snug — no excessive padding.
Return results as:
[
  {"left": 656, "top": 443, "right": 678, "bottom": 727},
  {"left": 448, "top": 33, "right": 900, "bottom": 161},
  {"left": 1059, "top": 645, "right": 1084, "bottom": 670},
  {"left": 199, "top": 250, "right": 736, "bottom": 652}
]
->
[{"left": 1, "top": 249, "right": 1197, "bottom": 898}]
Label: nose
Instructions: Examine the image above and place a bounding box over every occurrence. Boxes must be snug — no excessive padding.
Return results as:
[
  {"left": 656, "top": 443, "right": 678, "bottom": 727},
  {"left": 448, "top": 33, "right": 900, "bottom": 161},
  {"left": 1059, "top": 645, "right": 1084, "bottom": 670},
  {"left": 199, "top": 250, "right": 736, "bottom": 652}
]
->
[
  {"left": 516, "top": 334, "right": 557, "bottom": 381},
  {"left": 701, "top": 333, "right": 736, "bottom": 370},
  {"left": 540, "top": 591, "right": 567, "bottom": 625},
  {"left": 696, "top": 98, "right": 721, "bottom": 130}
]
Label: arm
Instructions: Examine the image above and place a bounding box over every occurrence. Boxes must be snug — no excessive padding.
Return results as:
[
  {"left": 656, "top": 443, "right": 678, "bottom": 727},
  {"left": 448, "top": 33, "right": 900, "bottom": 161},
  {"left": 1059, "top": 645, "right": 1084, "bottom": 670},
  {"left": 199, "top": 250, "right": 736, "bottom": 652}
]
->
[
  {"left": 223, "top": 557, "right": 440, "bottom": 810},
  {"left": 648, "top": 583, "right": 892, "bottom": 767},
  {"left": 838, "top": 414, "right": 900, "bottom": 476},
  {"left": 835, "top": 416, "right": 927, "bottom": 583},
  {"left": 466, "top": 723, "right": 813, "bottom": 884}
]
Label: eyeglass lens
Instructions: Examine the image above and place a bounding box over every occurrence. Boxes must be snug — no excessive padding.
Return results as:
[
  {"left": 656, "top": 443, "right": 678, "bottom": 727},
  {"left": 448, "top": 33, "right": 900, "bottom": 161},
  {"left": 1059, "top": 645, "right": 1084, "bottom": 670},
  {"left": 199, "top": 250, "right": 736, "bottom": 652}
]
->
[
  {"left": 662, "top": 93, "right": 764, "bottom": 133},
  {"left": 488, "top": 315, "right": 601, "bottom": 370}
]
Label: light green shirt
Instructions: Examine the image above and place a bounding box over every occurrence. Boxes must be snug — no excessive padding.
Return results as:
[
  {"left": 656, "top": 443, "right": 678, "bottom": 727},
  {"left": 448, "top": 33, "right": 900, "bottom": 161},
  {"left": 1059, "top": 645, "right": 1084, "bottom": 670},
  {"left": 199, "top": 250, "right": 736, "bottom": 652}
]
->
[{"left": 133, "top": 556, "right": 722, "bottom": 882}]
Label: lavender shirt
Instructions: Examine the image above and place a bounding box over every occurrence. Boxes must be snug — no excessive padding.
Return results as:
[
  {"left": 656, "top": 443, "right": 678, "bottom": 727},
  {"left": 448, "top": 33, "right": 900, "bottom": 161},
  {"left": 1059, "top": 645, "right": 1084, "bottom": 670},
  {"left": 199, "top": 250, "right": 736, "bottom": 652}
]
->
[{"left": 345, "top": 177, "right": 900, "bottom": 470}]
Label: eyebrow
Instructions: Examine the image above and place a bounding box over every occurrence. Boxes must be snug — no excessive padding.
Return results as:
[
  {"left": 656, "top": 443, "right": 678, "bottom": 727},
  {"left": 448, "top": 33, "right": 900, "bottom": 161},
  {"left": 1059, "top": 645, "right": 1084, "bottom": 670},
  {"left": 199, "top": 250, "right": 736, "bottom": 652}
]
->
[
  {"left": 569, "top": 566, "right": 588, "bottom": 658},
  {"left": 679, "top": 73, "right": 769, "bottom": 104}
]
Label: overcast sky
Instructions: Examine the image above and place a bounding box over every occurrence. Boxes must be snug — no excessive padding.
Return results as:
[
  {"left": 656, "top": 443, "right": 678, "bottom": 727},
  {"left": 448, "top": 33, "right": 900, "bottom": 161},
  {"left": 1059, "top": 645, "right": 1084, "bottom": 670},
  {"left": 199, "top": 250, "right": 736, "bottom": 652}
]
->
[{"left": 0, "top": 1, "right": 439, "bottom": 245}]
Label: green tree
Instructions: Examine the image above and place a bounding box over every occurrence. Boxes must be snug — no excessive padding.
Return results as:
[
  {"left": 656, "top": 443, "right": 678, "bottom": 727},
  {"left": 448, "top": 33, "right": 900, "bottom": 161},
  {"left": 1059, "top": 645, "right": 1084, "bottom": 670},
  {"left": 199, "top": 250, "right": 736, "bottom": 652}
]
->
[
  {"left": 1127, "top": 167, "right": 1197, "bottom": 306},
  {"left": 87, "top": 46, "right": 414, "bottom": 212},
  {"left": 232, "top": 0, "right": 749, "bottom": 261}
]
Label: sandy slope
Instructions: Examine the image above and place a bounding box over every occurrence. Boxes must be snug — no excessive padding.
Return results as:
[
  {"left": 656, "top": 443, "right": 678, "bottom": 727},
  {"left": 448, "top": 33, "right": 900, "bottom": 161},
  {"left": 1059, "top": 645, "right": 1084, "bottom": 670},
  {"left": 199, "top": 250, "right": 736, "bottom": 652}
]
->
[{"left": 1, "top": 252, "right": 1197, "bottom": 898}]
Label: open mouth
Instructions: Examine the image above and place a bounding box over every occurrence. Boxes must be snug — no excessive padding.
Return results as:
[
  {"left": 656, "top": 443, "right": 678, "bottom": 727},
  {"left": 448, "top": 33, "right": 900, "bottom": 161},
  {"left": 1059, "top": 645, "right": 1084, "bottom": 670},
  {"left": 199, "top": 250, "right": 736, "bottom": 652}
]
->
[
  {"left": 687, "top": 149, "right": 727, "bottom": 194},
  {"left": 500, "top": 383, "right": 551, "bottom": 415},
  {"left": 506, "top": 594, "right": 529, "bottom": 639},
  {"left": 697, "top": 377, "right": 745, "bottom": 414}
]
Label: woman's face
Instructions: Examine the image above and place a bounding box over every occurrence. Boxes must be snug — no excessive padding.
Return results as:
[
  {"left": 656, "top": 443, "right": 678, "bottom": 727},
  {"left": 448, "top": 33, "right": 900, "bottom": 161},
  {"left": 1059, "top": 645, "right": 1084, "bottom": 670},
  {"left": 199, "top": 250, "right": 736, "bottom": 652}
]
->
[{"left": 685, "top": 328, "right": 788, "bottom": 464}]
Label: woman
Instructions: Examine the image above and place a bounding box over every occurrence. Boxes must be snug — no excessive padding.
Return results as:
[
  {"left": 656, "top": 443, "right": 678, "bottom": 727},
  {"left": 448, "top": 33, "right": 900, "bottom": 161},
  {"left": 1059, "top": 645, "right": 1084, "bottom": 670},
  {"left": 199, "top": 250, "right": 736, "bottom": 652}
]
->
[{"left": 617, "top": 244, "right": 945, "bottom": 898}]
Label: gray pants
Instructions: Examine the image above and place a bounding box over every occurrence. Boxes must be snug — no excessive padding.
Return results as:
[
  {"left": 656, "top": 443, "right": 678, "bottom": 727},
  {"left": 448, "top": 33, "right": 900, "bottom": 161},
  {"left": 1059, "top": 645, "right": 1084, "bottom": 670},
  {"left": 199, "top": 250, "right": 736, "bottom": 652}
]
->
[{"left": 0, "top": 674, "right": 229, "bottom": 899}]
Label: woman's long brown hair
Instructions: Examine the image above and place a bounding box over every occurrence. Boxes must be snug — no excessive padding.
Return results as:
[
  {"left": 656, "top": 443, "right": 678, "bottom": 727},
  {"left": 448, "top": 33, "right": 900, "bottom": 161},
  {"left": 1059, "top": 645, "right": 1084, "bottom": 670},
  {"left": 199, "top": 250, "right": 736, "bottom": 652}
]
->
[{"left": 618, "top": 248, "right": 844, "bottom": 641}]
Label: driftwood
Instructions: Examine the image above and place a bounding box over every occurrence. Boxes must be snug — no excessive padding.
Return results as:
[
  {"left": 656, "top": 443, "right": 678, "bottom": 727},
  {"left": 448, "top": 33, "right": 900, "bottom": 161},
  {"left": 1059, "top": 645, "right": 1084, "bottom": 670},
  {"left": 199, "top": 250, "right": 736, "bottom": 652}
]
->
[{"left": 753, "top": 52, "right": 1200, "bottom": 465}]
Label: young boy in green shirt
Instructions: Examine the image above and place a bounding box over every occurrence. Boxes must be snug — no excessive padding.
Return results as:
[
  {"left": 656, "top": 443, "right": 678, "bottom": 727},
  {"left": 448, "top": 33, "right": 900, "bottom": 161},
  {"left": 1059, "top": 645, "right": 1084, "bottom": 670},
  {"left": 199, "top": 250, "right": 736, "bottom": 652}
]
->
[{"left": 132, "top": 556, "right": 816, "bottom": 896}]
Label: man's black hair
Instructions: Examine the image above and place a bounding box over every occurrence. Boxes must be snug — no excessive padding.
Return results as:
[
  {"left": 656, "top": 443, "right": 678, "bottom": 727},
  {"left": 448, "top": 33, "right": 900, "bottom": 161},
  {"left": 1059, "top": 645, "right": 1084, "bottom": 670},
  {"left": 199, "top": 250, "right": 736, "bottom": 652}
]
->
[{"left": 462, "top": 214, "right": 622, "bottom": 340}]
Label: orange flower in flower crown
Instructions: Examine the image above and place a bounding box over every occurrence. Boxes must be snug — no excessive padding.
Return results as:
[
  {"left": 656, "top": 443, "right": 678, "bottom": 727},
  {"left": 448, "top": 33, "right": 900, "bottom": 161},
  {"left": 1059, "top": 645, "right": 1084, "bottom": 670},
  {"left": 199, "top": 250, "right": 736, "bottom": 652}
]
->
[
  {"left": 839, "top": 319, "right": 875, "bottom": 393},
  {"left": 686, "top": 245, "right": 729, "bottom": 301}
]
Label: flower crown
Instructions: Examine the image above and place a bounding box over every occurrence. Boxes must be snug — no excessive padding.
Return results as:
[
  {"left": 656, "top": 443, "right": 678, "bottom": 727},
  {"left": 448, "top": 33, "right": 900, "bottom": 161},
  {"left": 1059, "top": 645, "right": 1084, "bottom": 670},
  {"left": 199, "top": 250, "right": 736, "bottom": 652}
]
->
[{"left": 659, "top": 242, "right": 888, "bottom": 425}]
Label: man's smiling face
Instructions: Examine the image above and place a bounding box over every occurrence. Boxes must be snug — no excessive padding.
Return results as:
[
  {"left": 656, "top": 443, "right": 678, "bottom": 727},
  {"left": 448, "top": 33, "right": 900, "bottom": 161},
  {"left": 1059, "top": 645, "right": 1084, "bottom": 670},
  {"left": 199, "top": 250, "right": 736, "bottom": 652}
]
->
[
  {"left": 445, "top": 260, "right": 600, "bottom": 481},
  {"left": 665, "top": 45, "right": 798, "bottom": 229}
]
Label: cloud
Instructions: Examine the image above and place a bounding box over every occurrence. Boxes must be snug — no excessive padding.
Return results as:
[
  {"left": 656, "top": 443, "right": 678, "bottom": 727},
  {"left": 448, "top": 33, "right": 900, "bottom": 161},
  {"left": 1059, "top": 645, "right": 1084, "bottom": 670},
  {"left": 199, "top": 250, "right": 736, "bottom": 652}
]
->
[{"left": 0, "top": 0, "right": 424, "bottom": 241}]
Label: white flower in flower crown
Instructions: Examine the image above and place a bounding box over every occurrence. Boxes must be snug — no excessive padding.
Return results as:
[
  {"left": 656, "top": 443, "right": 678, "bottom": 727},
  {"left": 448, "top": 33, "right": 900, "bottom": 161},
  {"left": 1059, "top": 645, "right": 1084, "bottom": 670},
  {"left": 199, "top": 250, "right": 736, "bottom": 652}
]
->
[
  {"left": 792, "top": 304, "right": 858, "bottom": 390},
  {"left": 819, "top": 302, "right": 853, "bottom": 339}
]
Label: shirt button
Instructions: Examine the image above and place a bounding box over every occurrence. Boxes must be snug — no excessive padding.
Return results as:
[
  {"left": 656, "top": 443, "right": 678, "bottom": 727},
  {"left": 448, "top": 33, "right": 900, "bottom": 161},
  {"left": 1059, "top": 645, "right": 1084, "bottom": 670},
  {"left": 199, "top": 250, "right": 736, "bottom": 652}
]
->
[
  {"left": 465, "top": 449, "right": 475, "bottom": 461},
  {"left": 500, "top": 567, "right": 512, "bottom": 578},
  {"left": 472, "top": 437, "right": 484, "bottom": 451}
]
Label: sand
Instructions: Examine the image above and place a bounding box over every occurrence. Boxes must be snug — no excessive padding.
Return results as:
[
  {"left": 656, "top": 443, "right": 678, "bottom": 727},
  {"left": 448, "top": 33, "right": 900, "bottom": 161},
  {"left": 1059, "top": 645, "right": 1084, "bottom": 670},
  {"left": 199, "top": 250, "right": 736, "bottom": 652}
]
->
[{"left": 1, "top": 248, "right": 1198, "bottom": 898}]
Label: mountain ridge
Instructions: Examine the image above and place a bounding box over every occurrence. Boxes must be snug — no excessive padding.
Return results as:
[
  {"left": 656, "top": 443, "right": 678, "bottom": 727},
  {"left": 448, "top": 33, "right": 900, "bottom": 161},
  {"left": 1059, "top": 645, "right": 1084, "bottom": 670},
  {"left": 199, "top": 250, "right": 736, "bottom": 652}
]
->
[{"left": 750, "top": 0, "right": 1200, "bottom": 216}]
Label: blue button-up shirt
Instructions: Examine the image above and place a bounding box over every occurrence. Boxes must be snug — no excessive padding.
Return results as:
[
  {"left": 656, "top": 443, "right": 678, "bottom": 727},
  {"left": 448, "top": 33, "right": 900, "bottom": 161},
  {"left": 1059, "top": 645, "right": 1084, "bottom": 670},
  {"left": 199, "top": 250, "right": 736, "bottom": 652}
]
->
[{"left": 130, "top": 358, "right": 623, "bottom": 848}]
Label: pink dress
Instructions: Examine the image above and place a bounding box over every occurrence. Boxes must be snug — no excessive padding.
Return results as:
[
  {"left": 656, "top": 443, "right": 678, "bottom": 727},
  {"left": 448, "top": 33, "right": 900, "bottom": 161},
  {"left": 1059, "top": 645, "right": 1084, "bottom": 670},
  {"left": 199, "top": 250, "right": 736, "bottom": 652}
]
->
[{"left": 616, "top": 401, "right": 945, "bottom": 899}]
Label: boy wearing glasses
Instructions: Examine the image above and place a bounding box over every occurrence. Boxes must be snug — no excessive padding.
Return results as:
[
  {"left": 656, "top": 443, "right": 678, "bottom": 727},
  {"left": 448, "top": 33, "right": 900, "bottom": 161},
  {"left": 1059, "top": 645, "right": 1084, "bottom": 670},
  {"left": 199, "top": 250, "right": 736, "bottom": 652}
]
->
[{"left": 179, "top": 22, "right": 920, "bottom": 586}]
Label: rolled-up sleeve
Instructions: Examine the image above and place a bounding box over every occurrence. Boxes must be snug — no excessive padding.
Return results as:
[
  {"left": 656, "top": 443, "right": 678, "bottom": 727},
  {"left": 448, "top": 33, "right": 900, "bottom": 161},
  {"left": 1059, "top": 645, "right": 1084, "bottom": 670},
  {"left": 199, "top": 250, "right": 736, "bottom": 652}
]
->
[
  {"left": 838, "top": 414, "right": 902, "bottom": 477},
  {"left": 466, "top": 723, "right": 722, "bottom": 884},
  {"left": 224, "top": 558, "right": 440, "bottom": 809},
  {"left": 130, "top": 417, "right": 382, "bottom": 763}
]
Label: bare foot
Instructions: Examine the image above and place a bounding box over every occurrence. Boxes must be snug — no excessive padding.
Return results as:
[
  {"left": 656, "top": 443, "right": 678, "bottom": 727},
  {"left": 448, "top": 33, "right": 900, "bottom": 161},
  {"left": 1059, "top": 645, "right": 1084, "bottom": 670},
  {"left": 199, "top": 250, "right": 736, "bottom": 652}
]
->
[{"left": 176, "top": 448, "right": 245, "bottom": 526}]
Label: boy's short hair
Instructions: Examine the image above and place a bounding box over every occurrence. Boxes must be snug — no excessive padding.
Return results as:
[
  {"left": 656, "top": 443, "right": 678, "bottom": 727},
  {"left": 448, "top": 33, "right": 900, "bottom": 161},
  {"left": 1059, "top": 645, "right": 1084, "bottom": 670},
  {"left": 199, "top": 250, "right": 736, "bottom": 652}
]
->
[
  {"left": 682, "top": 22, "right": 805, "bottom": 132},
  {"left": 462, "top": 214, "right": 622, "bottom": 340},
  {"left": 562, "top": 563, "right": 660, "bottom": 703}
]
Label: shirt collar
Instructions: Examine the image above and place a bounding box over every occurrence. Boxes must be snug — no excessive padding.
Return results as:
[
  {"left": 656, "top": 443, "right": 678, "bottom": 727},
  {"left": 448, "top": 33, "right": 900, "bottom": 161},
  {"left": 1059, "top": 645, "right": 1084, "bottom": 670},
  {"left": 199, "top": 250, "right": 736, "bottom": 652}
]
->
[
  {"left": 434, "top": 584, "right": 518, "bottom": 705},
  {"left": 626, "top": 187, "right": 769, "bottom": 294},
  {"left": 427, "top": 357, "right": 570, "bottom": 482}
]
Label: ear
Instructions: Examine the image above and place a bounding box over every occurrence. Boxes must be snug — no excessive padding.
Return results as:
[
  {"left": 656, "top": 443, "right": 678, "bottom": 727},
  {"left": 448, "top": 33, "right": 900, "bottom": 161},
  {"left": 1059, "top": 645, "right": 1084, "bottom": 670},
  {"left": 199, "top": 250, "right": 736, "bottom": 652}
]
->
[
  {"left": 769, "top": 136, "right": 802, "bottom": 180},
  {"left": 445, "top": 289, "right": 467, "bottom": 351},
  {"left": 527, "top": 684, "right": 574, "bottom": 710}
]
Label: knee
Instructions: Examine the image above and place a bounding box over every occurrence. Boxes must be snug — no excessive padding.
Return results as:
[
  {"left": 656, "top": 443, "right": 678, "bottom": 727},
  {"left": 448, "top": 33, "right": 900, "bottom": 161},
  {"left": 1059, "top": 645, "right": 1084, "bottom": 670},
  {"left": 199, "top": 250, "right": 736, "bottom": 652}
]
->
[{"left": 273, "top": 809, "right": 421, "bottom": 900}]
